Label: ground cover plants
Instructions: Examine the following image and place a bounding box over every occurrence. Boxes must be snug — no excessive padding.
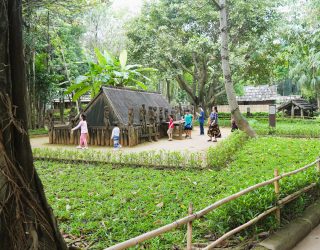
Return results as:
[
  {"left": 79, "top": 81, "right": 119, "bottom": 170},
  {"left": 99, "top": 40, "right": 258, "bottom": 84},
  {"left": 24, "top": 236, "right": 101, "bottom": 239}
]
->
[
  {"left": 33, "top": 148, "right": 206, "bottom": 169},
  {"left": 219, "top": 117, "right": 320, "bottom": 138},
  {"left": 36, "top": 137, "right": 320, "bottom": 249}
]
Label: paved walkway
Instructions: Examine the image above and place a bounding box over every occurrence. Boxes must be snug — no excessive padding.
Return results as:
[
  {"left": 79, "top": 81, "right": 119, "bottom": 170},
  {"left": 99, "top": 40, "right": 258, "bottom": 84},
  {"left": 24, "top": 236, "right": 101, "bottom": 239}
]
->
[
  {"left": 30, "top": 127, "right": 231, "bottom": 153},
  {"left": 292, "top": 224, "right": 320, "bottom": 250}
]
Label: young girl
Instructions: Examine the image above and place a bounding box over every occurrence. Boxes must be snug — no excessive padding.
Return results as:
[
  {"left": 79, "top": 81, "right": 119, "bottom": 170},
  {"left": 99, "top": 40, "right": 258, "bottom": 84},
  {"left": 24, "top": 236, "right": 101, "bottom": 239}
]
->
[
  {"left": 71, "top": 114, "right": 88, "bottom": 149},
  {"left": 231, "top": 115, "right": 239, "bottom": 132},
  {"left": 167, "top": 114, "right": 174, "bottom": 141}
]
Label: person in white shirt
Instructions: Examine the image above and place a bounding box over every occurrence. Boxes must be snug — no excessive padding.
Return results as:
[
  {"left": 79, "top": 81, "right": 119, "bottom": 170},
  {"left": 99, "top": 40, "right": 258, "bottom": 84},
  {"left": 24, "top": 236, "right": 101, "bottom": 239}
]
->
[
  {"left": 111, "top": 123, "right": 121, "bottom": 149},
  {"left": 71, "top": 114, "right": 88, "bottom": 149}
]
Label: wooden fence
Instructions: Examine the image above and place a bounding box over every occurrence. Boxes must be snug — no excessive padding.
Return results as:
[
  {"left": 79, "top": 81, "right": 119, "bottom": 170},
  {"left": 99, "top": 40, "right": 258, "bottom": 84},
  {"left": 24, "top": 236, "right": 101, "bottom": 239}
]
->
[
  {"left": 49, "top": 124, "right": 172, "bottom": 147},
  {"left": 104, "top": 158, "right": 320, "bottom": 250}
]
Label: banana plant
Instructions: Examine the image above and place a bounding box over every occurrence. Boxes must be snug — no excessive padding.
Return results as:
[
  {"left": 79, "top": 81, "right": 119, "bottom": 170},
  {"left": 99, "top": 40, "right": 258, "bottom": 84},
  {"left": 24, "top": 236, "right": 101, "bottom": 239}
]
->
[{"left": 65, "top": 48, "right": 157, "bottom": 100}]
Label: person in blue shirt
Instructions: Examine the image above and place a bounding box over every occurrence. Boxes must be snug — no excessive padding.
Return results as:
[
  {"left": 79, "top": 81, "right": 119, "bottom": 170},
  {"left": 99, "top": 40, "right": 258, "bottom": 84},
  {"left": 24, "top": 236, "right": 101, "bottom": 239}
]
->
[
  {"left": 183, "top": 109, "right": 193, "bottom": 139},
  {"left": 196, "top": 106, "right": 205, "bottom": 135}
]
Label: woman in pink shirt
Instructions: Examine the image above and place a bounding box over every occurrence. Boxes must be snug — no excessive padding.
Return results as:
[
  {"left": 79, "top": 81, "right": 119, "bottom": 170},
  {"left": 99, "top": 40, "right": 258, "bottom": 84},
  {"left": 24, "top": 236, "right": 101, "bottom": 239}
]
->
[{"left": 71, "top": 114, "right": 88, "bottom": 149}]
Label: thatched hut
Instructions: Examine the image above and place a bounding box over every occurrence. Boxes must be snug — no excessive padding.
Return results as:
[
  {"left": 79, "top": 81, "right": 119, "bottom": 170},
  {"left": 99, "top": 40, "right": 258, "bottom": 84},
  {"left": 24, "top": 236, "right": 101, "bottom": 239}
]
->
[
  {"left": 277, "top": 99, "right": 317, "bottom": 118},
  {"left": 48, "top": 86, "right": 183, "bottom": 147}
]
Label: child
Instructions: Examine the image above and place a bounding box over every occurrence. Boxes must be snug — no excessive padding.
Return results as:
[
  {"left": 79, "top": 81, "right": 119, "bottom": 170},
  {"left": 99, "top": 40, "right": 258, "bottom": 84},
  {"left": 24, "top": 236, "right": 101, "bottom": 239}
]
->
[
  {"left": 111, "top": 123, "right": 121, "bottom": 149},
  {"left": 71, "top": 114, "right": 88, "bottom": 149},
  {"left": 231, "top": 115, "right": 239, "bottom": 132},
  {"left": 184, "top": 110, "right": 193, "bottom": 139},
  {"left": 167, "top": 114, "right": 174, "bottom": 141}
]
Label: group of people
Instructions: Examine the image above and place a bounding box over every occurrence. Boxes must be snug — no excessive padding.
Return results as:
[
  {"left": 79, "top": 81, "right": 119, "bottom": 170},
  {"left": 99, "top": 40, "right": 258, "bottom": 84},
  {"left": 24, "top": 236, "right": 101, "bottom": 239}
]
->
[
  {"left": 71, "top": 114, "right": 121, "bottom": 150},
  {"left": 72, "top": 106, "right": 238, "bottom": 150},
  {"left": 167, "top": 106, "right": 224, "bottom": 142}
]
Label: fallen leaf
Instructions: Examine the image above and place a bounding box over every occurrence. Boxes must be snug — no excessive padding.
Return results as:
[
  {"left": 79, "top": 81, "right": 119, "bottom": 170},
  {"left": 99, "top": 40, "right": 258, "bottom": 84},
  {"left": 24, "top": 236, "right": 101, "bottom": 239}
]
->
[{"left": 156, "top": 202, "right": 164, "bottom": 208}]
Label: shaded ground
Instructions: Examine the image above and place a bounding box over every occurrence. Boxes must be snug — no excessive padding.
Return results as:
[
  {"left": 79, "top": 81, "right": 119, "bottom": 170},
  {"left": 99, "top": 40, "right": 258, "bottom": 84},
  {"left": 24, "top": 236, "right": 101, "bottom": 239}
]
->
[{"left": 30, "top": 127, "right": 231, "bottom": 153}]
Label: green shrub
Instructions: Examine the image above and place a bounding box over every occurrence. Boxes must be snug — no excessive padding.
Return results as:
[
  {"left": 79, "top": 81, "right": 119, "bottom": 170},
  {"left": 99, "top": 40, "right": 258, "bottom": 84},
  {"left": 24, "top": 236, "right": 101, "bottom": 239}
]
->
[
  {"left": 206, "top": 131, "right": 249, "bottom": 169},
  {"left": 32, "top": 148, "right": 207, "bottom": 169}
]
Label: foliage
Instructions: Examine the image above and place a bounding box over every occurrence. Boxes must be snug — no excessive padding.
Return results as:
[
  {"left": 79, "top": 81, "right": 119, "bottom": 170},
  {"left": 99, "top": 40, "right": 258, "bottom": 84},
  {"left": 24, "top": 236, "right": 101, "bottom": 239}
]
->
[
  {"left": 33, "top": 148, "right": 206, "bottom": 169},
  {"left": 218, "top": 117, "right": 320, "bottom": 138},
  {"left": 65, "top": 48, "right": 156, "bottom": 100},
  {"left": 207, "top": 131, "right": 249, "bottom": 169},
  {"left": 23, "top": 0, "right": 89, "bottom": 127},
  {"left": 35, "top": 137, "right": 320, "bottom": 249},
  {"left": 127, "top": 0, "right": 280, "bottom": 109},
  {"left": 250, "top": 119, "right": 320, "bottom": 138}
]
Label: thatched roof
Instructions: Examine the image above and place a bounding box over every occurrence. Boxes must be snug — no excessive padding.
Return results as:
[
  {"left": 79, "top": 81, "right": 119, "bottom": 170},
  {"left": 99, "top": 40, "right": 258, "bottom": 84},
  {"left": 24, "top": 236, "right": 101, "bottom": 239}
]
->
[
  {"left": 237, "top": 85, "right": 278, "bottom": 102},
  {"left": 102, "top": 86, "right": 171, "bottom": 125},
  {"left": 277, "top": 99, "right": 316, "bottom": 111}
]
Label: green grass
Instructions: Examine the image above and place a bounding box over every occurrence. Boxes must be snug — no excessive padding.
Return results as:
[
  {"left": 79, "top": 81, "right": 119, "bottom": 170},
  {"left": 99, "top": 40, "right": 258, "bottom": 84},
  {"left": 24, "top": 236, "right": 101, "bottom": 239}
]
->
[
  {"left": 250, "top": 119, "right": 320, "bottom": 138},
  {"left": 218, "top": 118, "right": 320, "bottom": 138},
  {"left": 36, "top": 137, "right": 320, "bottom": 249},
  {"left": 29, "top": 128, "right": 48, "bottom": 136}
]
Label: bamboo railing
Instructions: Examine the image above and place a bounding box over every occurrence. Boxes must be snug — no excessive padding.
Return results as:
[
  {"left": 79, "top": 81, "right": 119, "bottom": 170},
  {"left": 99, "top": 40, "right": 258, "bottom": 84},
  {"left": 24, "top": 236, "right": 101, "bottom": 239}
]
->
[{"left": 104, "top": 158, "right": 320, "bottom": 250}]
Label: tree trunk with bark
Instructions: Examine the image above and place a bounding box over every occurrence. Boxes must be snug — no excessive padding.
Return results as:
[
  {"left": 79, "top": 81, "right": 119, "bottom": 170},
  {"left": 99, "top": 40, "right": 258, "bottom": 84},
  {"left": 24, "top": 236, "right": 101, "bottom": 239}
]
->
[
  {"left": 0, "top": 1, "right": 67, "bottom": 249},
  {"left": 217, "top": 0, "right": 256, "bottom": 137}
]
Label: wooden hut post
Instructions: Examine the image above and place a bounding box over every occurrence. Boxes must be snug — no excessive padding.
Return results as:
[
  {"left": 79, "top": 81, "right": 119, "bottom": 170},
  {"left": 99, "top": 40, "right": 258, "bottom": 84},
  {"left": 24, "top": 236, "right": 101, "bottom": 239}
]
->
[
  {"left": 274, "top": 169, "right": 281, "bottom": 224},
  {"left": 104, "top": 105, "right": 110, "bottom": 147},
  {"left": 47, "top": 110, "right": 54, "bottom": 144},
  {"left": 291, "top": 104, "right": 294, "bottom": 119},
  {"left": 300, "top": 108, "right": 304, "bottom": 119},
  {"left": 128, "top": 107, "right": 134, "bottom": 147},
  {"left": 187, "top": 203, "right": 193, "bottom": 250},
  {"left": 153, "top": 106, "right": 158, "bottom": 141},
  {"left": 101, "top": 129, "right": 105, "bottom": 146}
]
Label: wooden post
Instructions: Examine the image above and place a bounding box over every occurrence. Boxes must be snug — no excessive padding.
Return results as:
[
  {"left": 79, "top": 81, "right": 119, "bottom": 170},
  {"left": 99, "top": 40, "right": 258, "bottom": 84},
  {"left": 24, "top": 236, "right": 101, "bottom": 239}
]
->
[
  {"left": 291, "top": 104, "right": 294, "bottom": 119},
  {"left": 274, "top": 169, "right": 281, "bottom": 224},
  {"left": 187, "top": 203, "right": 193, "bottom": 250},
  {"left": 316, "top": 157, "right": 320, "bottom": 173}
]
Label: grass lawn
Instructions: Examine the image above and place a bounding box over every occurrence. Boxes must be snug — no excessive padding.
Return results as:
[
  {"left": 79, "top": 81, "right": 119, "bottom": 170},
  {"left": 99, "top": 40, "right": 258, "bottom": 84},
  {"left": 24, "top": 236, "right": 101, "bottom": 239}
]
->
[{"left": 35, "top": 137, "right": 320, "bottom": 249}]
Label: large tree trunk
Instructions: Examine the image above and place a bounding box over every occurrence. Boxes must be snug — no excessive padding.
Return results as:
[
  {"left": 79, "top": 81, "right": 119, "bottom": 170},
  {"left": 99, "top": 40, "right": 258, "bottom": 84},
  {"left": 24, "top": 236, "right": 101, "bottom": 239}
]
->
[
  {"left": 0, "top": 1, "right": 67, "bottom": 249},
  {"left": 218, "top": 0, "right": 256, "bottom": 137}
]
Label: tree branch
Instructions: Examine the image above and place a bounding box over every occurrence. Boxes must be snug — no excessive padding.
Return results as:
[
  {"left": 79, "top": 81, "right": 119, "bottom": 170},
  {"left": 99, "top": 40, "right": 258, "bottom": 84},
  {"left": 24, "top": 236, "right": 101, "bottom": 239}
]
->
[
  {"left": 212, "top": 0, "right": 221, "bottom": 10},
  {"left": 175, "top": 75, "right": 197, "bottom": 103},
  {"left": 177, "top": 60, "right": 193, "bottom": 75}
]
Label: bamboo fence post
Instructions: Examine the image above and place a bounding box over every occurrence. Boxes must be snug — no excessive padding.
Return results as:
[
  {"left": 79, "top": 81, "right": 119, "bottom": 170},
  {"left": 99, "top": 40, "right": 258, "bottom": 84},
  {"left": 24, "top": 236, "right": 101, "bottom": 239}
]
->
[
  {"left": 274, "top": 169, "right": 281, "bottom": 224},
  {"left": 187, "top": 203, "right": 193, "bottom": 250}
]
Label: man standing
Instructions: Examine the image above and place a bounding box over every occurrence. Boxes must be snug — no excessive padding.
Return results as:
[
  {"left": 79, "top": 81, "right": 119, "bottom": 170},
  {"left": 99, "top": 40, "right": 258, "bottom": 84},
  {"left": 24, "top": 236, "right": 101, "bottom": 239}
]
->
[{"left": 197, "top": 106, "right": 205, "bottom": 135}]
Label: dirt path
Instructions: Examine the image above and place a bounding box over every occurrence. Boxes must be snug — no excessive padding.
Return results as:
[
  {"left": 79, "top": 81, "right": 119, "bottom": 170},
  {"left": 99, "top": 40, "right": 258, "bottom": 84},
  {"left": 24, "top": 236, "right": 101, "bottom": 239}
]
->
[{"left": 31, "top": 127, "right": 232, "bottom": 153}]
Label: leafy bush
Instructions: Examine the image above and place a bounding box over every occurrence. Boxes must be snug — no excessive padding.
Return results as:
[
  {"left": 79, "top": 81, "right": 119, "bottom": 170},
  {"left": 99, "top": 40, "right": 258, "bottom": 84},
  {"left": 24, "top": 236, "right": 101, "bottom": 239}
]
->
[
  {"left": 35, "top": 137, "right": 320, "bottom": 249},
  {"left": 206, "top": 131, "right": 249, "bottom": 169},
  {"left": 33, "top": 148, "right": 206, "bottom": 169}
]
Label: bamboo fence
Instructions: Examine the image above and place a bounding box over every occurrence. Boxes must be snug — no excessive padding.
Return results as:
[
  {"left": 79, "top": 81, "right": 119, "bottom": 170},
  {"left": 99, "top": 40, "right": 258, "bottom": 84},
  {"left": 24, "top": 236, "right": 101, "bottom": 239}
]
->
[{"left": 104, "top": 158, "right": 320, "bottom": 250}]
